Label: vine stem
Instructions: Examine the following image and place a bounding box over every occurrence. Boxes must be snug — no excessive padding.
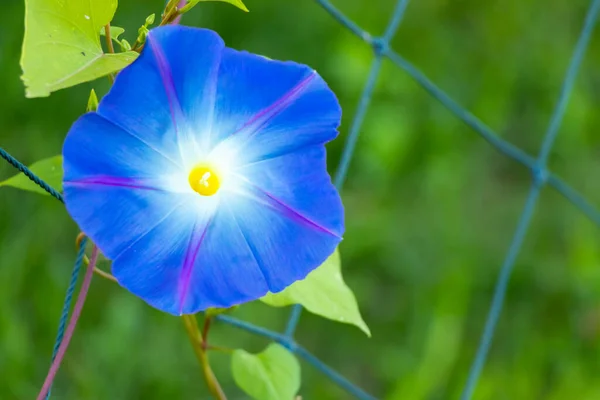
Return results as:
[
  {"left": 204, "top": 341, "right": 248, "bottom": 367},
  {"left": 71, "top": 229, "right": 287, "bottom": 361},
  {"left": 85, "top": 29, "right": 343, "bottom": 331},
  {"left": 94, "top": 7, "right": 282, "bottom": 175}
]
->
[
  {"left": 131, "top": 0, "right": 184, "bottom": 52},
  {"left": 172, "top": 0, "right": 187, "bottom": 24},
  {"left": 104, "top": 24, "right": 115, "bottom": 54},
  {"left": 76, "top": 233, "right": 116, "bottom": 282},
  {"left": 159, "top": 5, "right": 181, "bottom": 26},
  {"left": 182, "top": 315, "right": 227, "bottom": 400},
  {"left": 36, "top": 246, "right": 99, "bottom": 400},
  {"left": 103, "top": 23, "right": 115, "bottom": 84},
  {"left": 201, "top": 315, "right": 212, "bottom": 350}
]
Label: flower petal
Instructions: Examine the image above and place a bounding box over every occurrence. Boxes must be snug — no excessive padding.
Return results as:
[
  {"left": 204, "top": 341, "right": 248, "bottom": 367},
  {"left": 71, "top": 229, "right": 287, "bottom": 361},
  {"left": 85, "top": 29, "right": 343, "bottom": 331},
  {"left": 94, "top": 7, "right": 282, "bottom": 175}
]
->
[
  {"left": 110, "top": 159, "right": 343, "bottom": 314},
  {"left": 63, "top": 113, "right": 182, "bottom": 187},
  {"left": 111, "top": 197, "right": 270, "bottom": 315},
  {"left": 146, "top": 26, "right": 225, "bottom": 156},
  {"left": 220, "top": 182, "right": 343, "bottom": 295},
  {"left": 177, "top": 205, "right": 270, "bottom": 313},
  {"left": 63, "top": 183, "right": 192, "bottom": 261},
  {"left": 209, "top": 49, "right": 341, "bottom": 167},
  {"left": 97, "top": 26, "right": 224, "bottom": 167},
  {"left": 110, "top": 199, "right": 217, "bottom": 314},
  {"left": 61, "top": 25, "right": 345, "bottom": 315},
  {"left": 232, "top": 145, "right": 344, "bottom": 238}
]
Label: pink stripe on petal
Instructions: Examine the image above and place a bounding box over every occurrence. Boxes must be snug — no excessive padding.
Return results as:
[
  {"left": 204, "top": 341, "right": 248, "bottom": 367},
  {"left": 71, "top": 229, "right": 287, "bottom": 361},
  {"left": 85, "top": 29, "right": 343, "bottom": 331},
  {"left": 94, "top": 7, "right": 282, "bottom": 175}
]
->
[
  {"left": 64, "top": 176, "right": 166, "bottom": 191},
  {"left": 260, "top": 190, "right": 341, "bottom": 238},
  {"left": 177, "top": 214, "right": 214, "bottom": 314},
  {"left": 233, "top": 175, "right": 341, "bottom": 239},
  {"left": 147, "top": 34, "right": 186, "bottom": 157},
  {"left": 225, "top": 72, "right": 317, "bottom": 147}
]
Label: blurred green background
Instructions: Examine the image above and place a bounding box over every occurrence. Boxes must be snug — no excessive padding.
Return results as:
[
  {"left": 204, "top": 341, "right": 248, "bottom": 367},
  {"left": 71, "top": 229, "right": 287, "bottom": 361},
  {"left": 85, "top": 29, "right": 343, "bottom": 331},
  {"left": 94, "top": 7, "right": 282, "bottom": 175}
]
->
[{"left": 2, "top": 0, "right": 600, "bottom": 399}]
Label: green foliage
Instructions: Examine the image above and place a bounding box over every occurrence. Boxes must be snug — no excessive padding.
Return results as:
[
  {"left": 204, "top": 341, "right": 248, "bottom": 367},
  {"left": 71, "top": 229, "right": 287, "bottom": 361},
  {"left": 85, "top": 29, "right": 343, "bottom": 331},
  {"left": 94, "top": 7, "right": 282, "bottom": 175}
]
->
[
  {"left": 261, "top": 249, "right": 371, "bottom": 336},
  {"left": 0, "top": 156, "right": 63, "bottom": 195},
  {"left": 0, "top": 91, "right": 97, "bottom": 198},
  {"left": 3, "top": 0, "right": 599, "bottom": 399},
  {"left": 145, "top": 14, "right": 156, "bottom": 26},
  {"left": 20, "top": 0, "right": 138, "bottom": 98},
  {"left": 180, "top": 0, "right": 249, "bottom": 14},
  {"left": 119, "top": 39, "right": 132, "bottom": 52},
  {"left": 205, "top": 306, "right": 238, "bottom": 317},
  {"left": 231, "top": 343, "right": 300, "bottom": 400},
  {"left": 99, "top": 25, "right": 132, "bottom": 51},
  {"left": 87, "top": 89, "right": 99, "bottom": 112},
  {"left": 135, "top": 13, "right": 156, "bottom": 46},
  {"left": 12, "top": 1, "right": 365, "bottom": 398},
  {"left": 99, "top": 25, "right": 126, "bottom": 42}
]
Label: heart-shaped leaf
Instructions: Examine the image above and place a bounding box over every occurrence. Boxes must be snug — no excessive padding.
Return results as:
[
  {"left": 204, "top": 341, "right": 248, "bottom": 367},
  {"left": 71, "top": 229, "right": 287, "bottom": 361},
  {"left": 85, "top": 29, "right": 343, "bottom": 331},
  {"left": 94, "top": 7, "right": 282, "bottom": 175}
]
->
[
  {"left": 181, "top": 0, "right": 249, "bottom": 14},
  {"left": 231, "top": 343, "right": 300, "bottom": 400},
  {"left": 0, "top": 155, "right": 63, "bottom": 195},
  {"left": 21, "top": 0, "right": 138, "bottom": 97},
  {"left": 261, "top": 249, "right": 371, "bottom": 336},
  {"left": 99, "top": 25, "right": 126, "bottom": 42}
]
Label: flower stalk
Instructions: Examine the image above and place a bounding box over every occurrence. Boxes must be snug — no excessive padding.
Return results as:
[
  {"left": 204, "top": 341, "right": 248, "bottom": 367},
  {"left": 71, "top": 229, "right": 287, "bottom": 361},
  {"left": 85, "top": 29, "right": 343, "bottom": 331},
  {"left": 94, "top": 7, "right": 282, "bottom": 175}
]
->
[
  {"left": 182, "top": 314, "right": 227, "bottom": 400},
  {"left": 36, "top": 246, "right": 99, "bottom": 400},
  {"left": 76, "top": 233, "right": 116, "bottom": 282},
  {"left": 69, "top": 259, "right": 227, "bottom": 399},
  {"left": 103, "top": 24, "right": 116, "bottom": 84}
]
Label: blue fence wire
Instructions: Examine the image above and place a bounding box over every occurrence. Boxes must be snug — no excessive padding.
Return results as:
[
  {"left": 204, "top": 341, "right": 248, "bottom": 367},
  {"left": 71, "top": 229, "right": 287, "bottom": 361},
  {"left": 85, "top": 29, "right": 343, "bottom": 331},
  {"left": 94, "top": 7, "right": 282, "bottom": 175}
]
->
[
  {"left": 1, "top": 0, "right": 600, "bottom": 398},
  {"left": 44, "top": 237, "right": 88, "bottom": 400},
  {"left": 460, "top": 1, "right": 600, "bottom": 398}
]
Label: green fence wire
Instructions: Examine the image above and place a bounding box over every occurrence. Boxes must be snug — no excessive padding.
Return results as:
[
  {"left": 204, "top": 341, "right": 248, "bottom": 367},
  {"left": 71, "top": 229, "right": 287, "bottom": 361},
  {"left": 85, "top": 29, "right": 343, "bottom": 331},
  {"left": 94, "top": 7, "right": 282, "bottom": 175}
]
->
[{"left": 2, "top": 0, "right": 600, "bottom": 398}]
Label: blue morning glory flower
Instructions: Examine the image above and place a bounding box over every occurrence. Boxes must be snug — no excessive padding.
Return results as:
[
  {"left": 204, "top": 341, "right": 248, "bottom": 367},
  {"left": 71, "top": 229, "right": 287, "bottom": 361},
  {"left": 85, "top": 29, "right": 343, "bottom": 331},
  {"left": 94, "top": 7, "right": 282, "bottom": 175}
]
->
[{"left": 61, "top": 25, "right": 344, "bottom": 315}]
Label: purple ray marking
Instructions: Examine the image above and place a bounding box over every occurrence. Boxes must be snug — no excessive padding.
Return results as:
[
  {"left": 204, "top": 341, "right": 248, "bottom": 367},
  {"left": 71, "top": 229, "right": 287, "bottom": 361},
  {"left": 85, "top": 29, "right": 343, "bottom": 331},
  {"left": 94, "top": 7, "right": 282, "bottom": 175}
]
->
[
  {"left": 147, "top": 34, "right": 185, "bottom": 153},
  {"left": 177, "top": 214, "right": 214, "bottom": 314},
  {"left": 233, "top": 138, "right": 329, "bottom": 171},
  {"left": 64, "top": 176, "right": 165, "bottom": 191},
  {"left": 233, "top": 174, "right": 341, "bottom": 239},
  {"left": 224, "top": 71, "right": 317, "bottom": 148}
]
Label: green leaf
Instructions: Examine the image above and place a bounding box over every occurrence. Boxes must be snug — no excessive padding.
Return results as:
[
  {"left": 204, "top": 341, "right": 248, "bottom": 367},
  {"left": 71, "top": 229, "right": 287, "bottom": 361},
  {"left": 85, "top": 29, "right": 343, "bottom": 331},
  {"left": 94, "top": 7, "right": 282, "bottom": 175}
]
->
[
  {"left": 180, "top": 0, "right": 249, "bottom": 14},
  {"left": 87, "top": 89, "right": 99, "bottom": 112},
  {"left": 145, "top": 13, "right": 156, "bottom": 27},
  {"left": 205, "top": 306, "right": 238, "bottom": 317},
  {"left": 21, "top": 0, "right": 138, "bottom": 98},
  {"left": 0, "top": 156, "right": 63, "bottom": 195},
  {"left": 119, "top": 39, "right": 132, "bottom": 52},
  {"left": 261, "top": 249, "right": 371, "bottom": 337},
  {"left": 99, "top": 25, "right": 125, "bottom": 42},
  {"left": 231, "top": 343, "right": 300, "bottom": 400}
]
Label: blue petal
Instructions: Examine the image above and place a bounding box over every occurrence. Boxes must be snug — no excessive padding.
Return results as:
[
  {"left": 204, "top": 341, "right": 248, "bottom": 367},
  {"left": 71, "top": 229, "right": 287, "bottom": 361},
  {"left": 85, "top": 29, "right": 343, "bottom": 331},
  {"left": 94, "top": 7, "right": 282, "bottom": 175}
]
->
[
  {"left": 111, "top": 199, "right": 216, "bottom": 315},
  {"left": 110, "top": 197, "right": 270, "bottom": 315},
  {"left": 98, "top": 26, "right": 224, "bottom": 166},
  {"left": 63, "top": 113, "right": 181, "bottom": 185},
  {"left": 108, "top": 145, "right": 343, "bottom": 314},
  {"left": 63, "top": 183, "right": 192, "bottom": 262},
  {"left": 62, "top": 25, "right": 345, "bottom": 315},
  {"left": 234, "top": 145, "right": 344, "bottom": 238},
  {"left": 146, "top": 26, "right": 225, "bottom": 153},
  {"left": 177, "top": 205, "right": 270, "bottom": 313},
  {"left": 210, "top": 49, "right": 341, "bottom": 165},
  {"left": 166, "top": 177, "right": 342, "bottom": 313},
  {"left": 221, "top": 180, "right": 342, "bottom": 293}
]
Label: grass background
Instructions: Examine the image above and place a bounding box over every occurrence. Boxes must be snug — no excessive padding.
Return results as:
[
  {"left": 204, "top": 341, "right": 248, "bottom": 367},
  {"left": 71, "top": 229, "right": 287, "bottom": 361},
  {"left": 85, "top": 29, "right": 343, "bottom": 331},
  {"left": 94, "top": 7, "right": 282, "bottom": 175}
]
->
[{"left": 1, "top": 0, "right": 600, "bottom": 399}]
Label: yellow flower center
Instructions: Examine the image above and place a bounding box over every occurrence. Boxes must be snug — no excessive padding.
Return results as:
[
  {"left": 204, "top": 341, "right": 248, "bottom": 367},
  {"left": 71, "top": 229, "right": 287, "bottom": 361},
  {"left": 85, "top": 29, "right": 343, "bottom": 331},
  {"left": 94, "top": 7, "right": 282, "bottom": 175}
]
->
[{"left": 188, "top": 165, "right": 220, "bottom": 196}]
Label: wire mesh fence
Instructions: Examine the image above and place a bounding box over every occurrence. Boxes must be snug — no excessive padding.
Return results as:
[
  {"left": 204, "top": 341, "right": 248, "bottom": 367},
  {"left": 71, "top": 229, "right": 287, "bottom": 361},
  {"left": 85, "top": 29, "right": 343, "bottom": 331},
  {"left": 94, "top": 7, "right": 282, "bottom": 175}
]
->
[{"left": 1, "top": 0, "right": 600, "bottom": 399}]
